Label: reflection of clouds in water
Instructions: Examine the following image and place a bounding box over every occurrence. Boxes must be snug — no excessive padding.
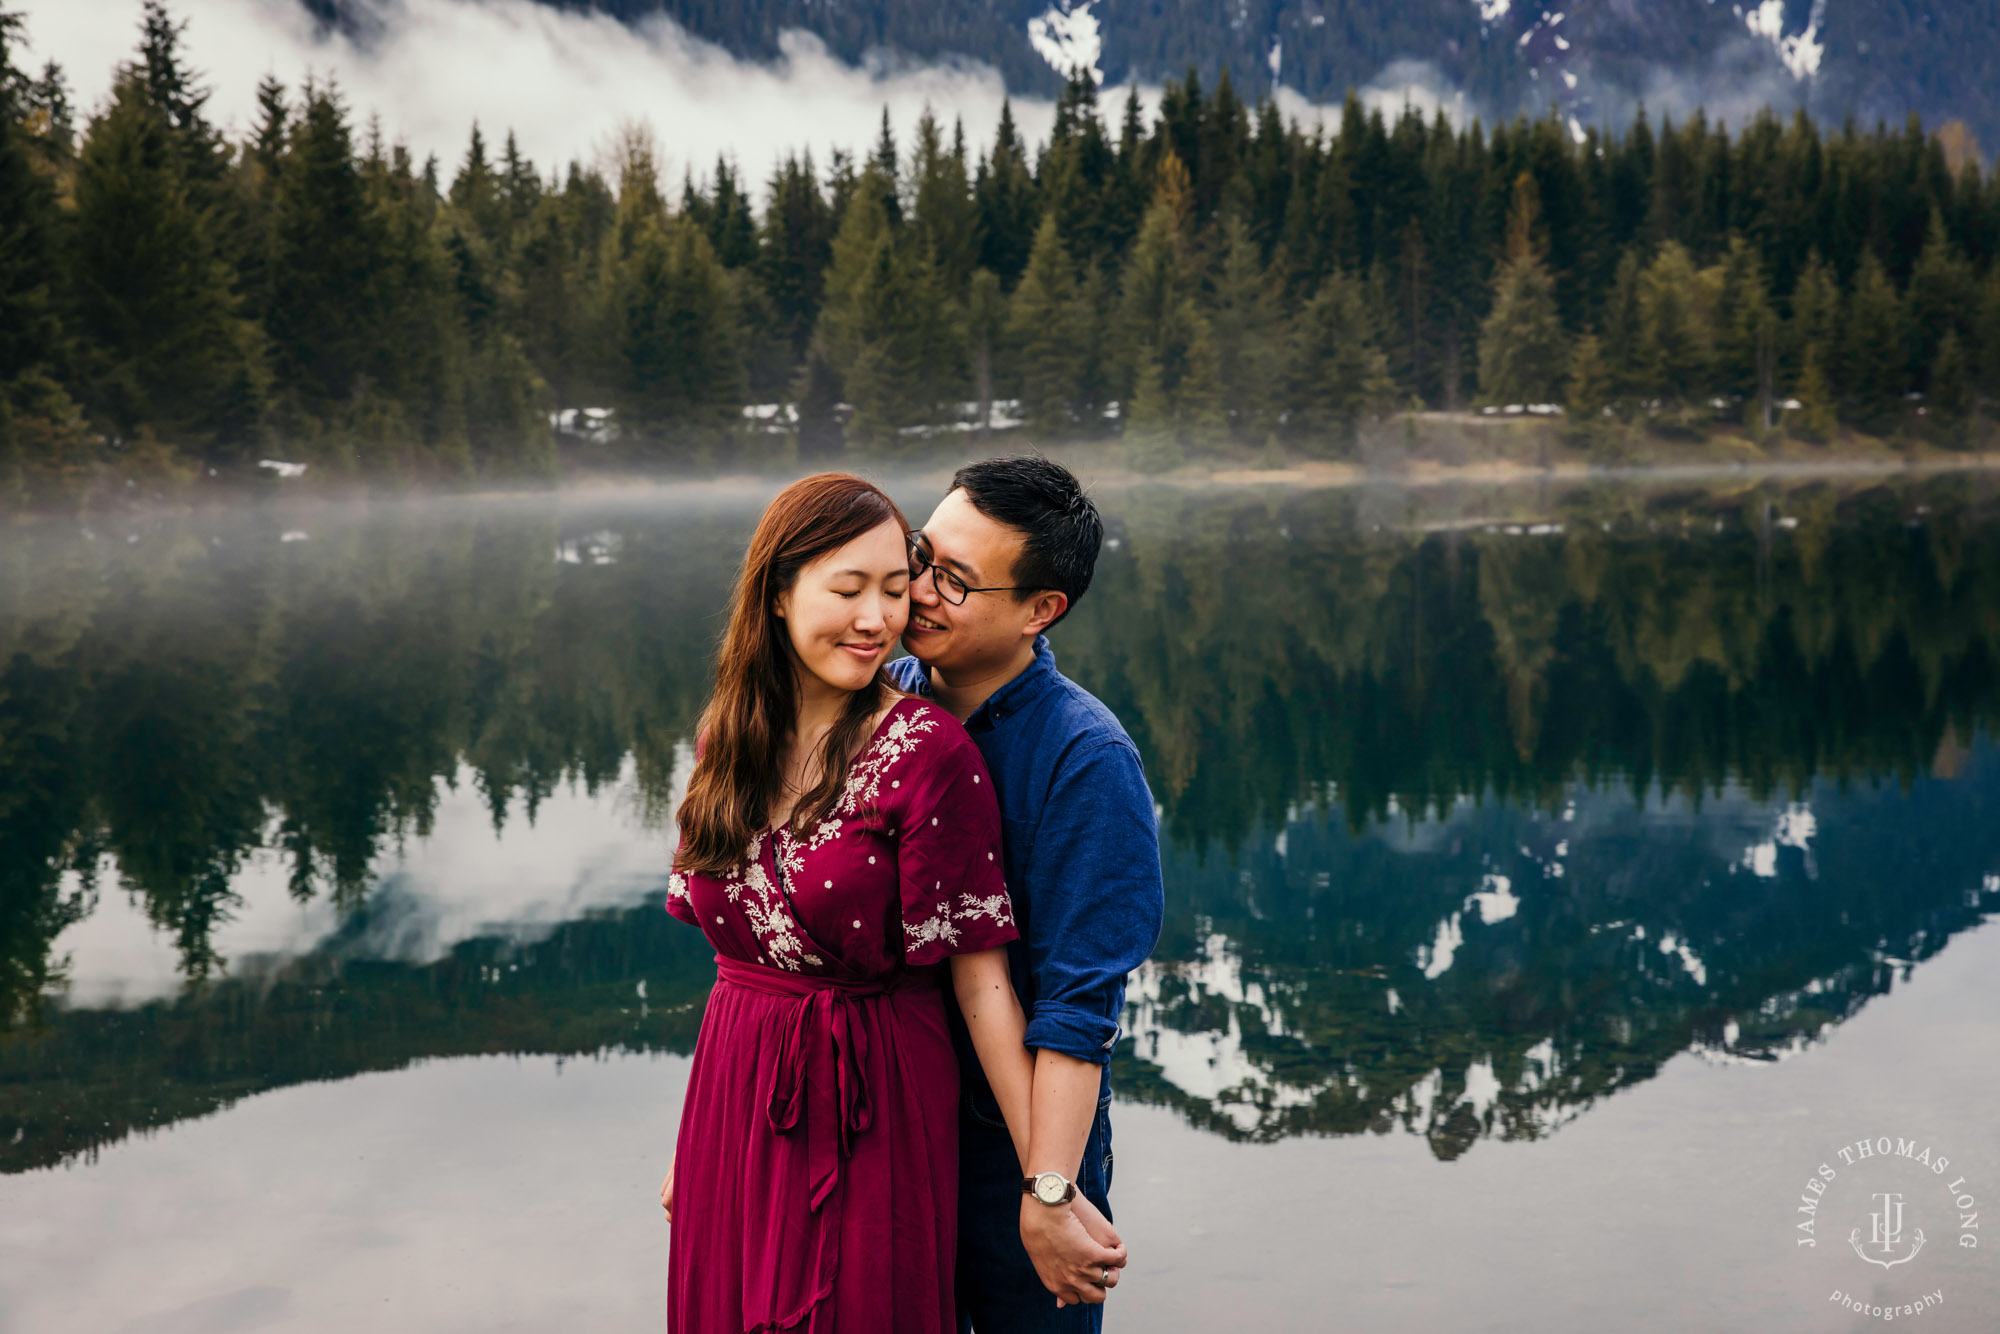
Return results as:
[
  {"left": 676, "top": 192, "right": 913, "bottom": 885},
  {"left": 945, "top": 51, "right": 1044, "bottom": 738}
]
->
[
  {"left": 53, "top": 750, "right": 690, "bottom": 1007},
  {"left": 1129, "top": 929, "right": 1587, "bottom": 1141},
  {"left": 1740, "top": 801, "right": 1819, "bottom": 879},
  {"left": 0, "top": 1053, "right": 692, "bottom": 1333},
  {"left": 1125, "top": 933, "right": 1321, "bottom": 1134},
  {"left": 1416, "top": 910, "right": 1463, "bottom": 979}
]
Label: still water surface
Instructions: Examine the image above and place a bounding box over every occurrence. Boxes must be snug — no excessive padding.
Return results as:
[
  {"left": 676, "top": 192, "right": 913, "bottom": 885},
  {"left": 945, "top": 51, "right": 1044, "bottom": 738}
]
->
[{"left": 2, "top": 475, "right": 1997, "bottom": 1331}]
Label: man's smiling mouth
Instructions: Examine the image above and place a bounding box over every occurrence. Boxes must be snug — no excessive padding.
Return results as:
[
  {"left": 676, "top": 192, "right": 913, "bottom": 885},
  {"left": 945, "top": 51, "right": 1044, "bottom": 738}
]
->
[{"left": 910, "top": 613, "right": 948, "bottom": 632}]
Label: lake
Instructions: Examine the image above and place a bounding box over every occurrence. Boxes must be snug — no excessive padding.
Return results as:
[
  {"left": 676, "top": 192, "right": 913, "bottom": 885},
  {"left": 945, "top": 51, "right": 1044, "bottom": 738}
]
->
[{"left": 2, "top": 471, "right": 1997, "bottom": 1333}]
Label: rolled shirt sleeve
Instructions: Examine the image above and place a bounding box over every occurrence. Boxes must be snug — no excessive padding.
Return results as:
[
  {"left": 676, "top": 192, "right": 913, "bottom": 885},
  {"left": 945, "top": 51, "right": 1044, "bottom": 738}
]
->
[{"left": 1019, "top": 738, "right": 1165, "bottom": 1064}]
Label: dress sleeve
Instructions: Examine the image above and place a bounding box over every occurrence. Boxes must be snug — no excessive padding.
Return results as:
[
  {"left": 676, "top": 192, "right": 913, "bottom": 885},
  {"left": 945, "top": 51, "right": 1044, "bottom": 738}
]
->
[
  {"left": 896, "top": 728, "right": 1018, "bottom": 966},
  {"left": 665, "top": 865, "right": 698, "bottom": 925}
]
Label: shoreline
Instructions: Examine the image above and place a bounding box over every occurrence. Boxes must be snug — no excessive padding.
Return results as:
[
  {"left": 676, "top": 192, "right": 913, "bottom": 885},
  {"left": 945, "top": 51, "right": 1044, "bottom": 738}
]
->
[{"left": 11, "top": 435, "right": 2000, "bottom": 523}]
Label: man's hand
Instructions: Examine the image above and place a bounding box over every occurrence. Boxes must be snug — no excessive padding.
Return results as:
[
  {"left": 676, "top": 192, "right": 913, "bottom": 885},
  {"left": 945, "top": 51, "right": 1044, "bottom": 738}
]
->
[
  {"left": 1021, "top": 1197, "right": 1127, "bottom": 1307},
  {"left": 1071, "top": 1193, "right": 1123, "bottom": 1252}
]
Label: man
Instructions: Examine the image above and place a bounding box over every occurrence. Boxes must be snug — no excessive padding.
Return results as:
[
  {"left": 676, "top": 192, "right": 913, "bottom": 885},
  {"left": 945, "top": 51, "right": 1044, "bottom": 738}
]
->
[{"left": 890, "top": 455, "right": 1165, "bottom": 1332}]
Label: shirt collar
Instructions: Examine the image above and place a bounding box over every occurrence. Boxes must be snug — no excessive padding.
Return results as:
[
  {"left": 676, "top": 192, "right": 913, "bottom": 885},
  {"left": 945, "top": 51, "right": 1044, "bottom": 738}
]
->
[{"left": 967, "top": 635, "right": 1059, "bottom": 731}]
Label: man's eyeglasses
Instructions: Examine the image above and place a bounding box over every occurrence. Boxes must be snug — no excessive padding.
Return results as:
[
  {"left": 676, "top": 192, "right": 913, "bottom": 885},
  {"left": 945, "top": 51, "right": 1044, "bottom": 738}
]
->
[{"left": 906, "top": 530, "right": 1037, "bottom": 606}]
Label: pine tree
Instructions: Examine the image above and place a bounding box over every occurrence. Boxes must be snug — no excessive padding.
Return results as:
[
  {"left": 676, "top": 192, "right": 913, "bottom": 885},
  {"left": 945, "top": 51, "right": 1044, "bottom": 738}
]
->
[
  {"left": 1562, "top": 331, "right": 1614, "bottom": 444},
  {"left": 757, "top": 152, "right": 834, "bottom": 365},
  {"left": 965, "top": 266, "right": 1002, "bottom": 434},
  {"left": 1784, "top": 251, "right": 1839, "bottom": 391},
  {"left": 0, "top": 14, "right": 62, "bottom": 393},
  {"left": 1974, "top": 270, "right": 2000, "bottom": 418},
  {"left": 1007, "top": 214, "right": 1082, "bottom": 438},
  {"left": 265, "top": 79, "right": 389, "bottom": 449},
  {"left": 684, "top": 156, "right": 756, "bottom": 270},
  {"left": 1113, "top": 195, "right": 1188, "bottom": 405},
  {"left": 514, "top": 187, "right": 588, "bottom": 413},
  {"left": 1793, "top": 341, "right": 1836, "bottom": 444},
  {"left": 1716, "top": 236, "right": 1778, "bottom": 431},
  {"left": 1477, "top": 176, "right": 1567, "bottom": 408},
  {"left": 1477, "top": 254, "right": 1567, "bottom": 407},
  {"left": 1208, "top": 212, "right": 1283, "bottom": 442},
  {"left": 1598, "top": 249, "right": 1646, "bottom": 404},
  {"left": 1287, "top": 270, "right": 1395, "bottom": 455},
  {"left": 70, "top": 72, "right": 264, "bottom": 457},
  {"left": 1635, "top": 241, "right": 1712, "bottom": 412},
  {"left": 868, "top": 109, "right": 900, "bottom": 225},
  {"left": 450, "top": 123, "right": 503, "bottom": 243},
  {"left": 791, "top": 333, "right": 844, "bottom": 460},
  {"left": 135, "top": 2, "right": 228, "bottom": 194},
  {"left": 233, "top": 75, "right": 289, "bottom": 323},
  {"left": 974, "top": 100, "right": 1038, "bottom": 286},
  {"left": 909, "top": 111, "right": 975, "bottom": 293},
  {"left": 1904, "top": 208, "right": 1971, "bottom": 386},
  {"left": 618, "top": 216, "right": 745, "bottom": 459},
  {"left": 815, "top": 167, "right": 959, "bottom": 450},
  {"left": 1113, "top": 193, "right": 1222, "bottom": 454},
  {"left": 356, "top": 137, "right": 464, "bottom": 469},
  {"left": 1839, "top": 251, "right": 1908, "bottom": 436},
  {"left": 1123, "top": 353, "right": 1180, "bottom": 471},
  {"left": 0, "top": 10, "right": 91, "bottom": 500},
  {"left": 1925, "top": 330, "right": 1971, "bottom": 449}
]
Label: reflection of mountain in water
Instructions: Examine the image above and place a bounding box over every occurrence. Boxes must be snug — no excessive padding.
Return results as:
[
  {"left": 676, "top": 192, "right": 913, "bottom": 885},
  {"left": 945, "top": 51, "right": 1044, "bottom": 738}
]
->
[
  {"left": 4, "top": 478, "right": 2000, "bottom": 1167},
  {"left": 1117, "top": 759, "right": 2000, "bottom": 1156}
]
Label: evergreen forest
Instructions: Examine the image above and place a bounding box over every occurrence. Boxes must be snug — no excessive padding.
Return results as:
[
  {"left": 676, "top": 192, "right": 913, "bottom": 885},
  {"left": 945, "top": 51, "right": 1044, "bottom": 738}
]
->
[{"left": 6, "top": 4, "right": 2000, "bottom": 504}]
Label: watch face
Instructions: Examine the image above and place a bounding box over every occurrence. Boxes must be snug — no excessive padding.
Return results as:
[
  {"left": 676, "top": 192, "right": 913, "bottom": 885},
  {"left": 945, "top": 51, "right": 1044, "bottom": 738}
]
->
[{"left": 1033, "top": 1172, "right": 1068, "bottom": 1205}]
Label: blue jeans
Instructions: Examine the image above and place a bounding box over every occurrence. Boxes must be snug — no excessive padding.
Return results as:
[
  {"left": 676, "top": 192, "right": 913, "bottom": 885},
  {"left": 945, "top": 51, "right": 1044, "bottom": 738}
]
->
[{"left": 957, "top": 1079, "right": 1115, "bottom": 1334}]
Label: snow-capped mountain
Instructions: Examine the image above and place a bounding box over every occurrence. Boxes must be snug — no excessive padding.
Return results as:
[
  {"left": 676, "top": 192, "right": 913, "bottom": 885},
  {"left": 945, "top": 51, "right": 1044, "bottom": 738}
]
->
[{"left": 305, "top": 0, "right": 1996, "bottom": 148}]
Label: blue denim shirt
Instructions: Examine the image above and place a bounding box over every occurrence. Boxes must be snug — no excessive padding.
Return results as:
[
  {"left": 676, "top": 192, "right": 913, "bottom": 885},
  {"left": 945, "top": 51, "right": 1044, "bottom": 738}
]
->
[{"left": 890, "top": 637, "right": 1164, "bottom": 1079}]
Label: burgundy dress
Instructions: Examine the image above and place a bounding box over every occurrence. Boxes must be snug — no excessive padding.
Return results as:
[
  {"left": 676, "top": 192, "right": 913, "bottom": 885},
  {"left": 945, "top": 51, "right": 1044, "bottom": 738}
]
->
[{"left": 665, "top": 697, "right": 1019, "bottom": 1334}]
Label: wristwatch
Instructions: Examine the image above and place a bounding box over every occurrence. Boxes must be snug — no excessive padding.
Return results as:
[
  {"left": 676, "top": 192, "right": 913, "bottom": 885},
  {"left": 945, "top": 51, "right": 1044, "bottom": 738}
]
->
[{"left": 1022, "top": 1170, "right": 1078, "bottom": 1206}]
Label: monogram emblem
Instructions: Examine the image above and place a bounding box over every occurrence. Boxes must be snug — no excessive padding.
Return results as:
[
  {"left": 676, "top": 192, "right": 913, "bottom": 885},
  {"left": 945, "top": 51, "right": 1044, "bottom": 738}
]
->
[{"left": 1849, "top": 1191, "right": 1926, "bottom": 1269}]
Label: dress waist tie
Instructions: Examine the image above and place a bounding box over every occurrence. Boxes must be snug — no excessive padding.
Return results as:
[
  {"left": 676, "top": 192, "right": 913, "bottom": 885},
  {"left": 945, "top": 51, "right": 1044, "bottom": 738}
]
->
[{"left": 711, "top": 955, "right": 938, "bottom": 1334}]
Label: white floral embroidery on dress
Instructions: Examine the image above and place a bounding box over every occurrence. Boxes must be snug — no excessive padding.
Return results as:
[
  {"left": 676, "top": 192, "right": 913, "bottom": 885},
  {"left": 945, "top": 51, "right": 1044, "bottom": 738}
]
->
[
  {"left": 905, "top": 889, "right": 1017, "bottom": 958},
  {"left": 905, "top": 896, "right": 963, "bottom": 953},
  {"left": 719, "top": 833, "right": 824, "bottom": 971},
  {"left": 667, "top": 871, "right": 690, "bottom": 902},
  {"left": 954, "top": 893, "right": 1014, "bottom": 928},
  {"left": 788, "top": 705, "right": 941, "bottom": 859}
]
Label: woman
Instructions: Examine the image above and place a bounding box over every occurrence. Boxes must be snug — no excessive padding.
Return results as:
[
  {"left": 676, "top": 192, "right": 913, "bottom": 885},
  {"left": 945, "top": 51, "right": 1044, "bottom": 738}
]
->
[{"left": 658, "top": 473, "right": 1040, "bottom": 1333}]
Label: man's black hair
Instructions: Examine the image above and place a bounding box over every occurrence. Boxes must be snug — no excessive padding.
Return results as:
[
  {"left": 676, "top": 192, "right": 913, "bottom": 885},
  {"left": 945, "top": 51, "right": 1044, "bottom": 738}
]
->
[{"left": 950, "top": 455, "right": 1103, "bottom": 631}]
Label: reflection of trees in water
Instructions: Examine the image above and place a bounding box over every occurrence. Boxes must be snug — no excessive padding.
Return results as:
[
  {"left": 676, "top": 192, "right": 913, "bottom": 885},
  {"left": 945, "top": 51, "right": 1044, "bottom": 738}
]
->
[
  {"left": 2, "top": 479, "right": 1999, "bottom": 1156},
  {"left": 0, "top": 506, "right": 740, "bottom": 1022},
  {"left": 0, "top": 900, "right": 717, "bottom": 1174},
  {"left": 1061, "top": 478, "right": 2000, "bottom": 849}
]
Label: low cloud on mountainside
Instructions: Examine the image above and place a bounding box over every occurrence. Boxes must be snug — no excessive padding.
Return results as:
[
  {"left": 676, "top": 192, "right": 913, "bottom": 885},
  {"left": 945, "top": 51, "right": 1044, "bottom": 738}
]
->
[
  {"left": 17, "top": 0, "right": 1502, "bottom": 191},
  {"left": 16, "top": 0, "right": 1062, "bottom": 192}
]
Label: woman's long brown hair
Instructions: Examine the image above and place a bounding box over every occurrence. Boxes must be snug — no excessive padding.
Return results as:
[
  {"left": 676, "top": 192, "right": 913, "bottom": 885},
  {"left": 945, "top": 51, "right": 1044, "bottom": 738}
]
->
[{"left": 673, "top": 473, "right": 910, "bottom": 874}]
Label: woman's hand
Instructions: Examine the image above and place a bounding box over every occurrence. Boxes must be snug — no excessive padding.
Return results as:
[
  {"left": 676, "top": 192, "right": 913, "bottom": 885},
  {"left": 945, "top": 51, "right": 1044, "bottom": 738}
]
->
[
  {"left": 1021, "top": 1197, "right": 1127, "bottom": 1306},
  {"left": 660, "top": 1158, "right": 675, "bottom": 1222}
]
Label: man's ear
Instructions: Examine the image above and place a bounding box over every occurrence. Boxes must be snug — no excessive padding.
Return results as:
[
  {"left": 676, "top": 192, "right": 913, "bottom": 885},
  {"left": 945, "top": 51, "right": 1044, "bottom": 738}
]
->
[{"left": 1021, "top": 590, "right": 1068, "bottom": 636}]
